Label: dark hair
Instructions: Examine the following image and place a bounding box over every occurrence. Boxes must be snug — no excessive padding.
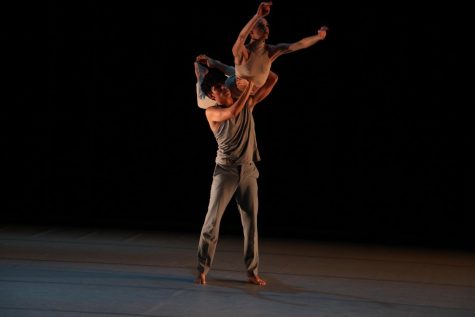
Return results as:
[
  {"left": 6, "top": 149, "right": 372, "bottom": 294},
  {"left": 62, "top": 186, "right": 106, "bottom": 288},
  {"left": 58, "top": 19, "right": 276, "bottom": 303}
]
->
[{"left": 200, "top": 67, "right": 227, "bottom": 97}]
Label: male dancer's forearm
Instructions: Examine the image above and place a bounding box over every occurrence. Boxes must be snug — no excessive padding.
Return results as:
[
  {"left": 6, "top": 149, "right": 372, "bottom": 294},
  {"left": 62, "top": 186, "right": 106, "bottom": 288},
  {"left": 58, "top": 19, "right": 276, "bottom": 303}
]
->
[{"left": 229, "top": 81, "right": 255, "bottom": 117}]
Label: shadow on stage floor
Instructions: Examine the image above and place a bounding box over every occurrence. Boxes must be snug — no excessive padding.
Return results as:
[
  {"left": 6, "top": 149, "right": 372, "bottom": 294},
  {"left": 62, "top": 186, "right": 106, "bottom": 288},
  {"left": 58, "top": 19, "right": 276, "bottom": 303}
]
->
[{"left": 1, "top": 224, "right": 474, "bottom": 317}]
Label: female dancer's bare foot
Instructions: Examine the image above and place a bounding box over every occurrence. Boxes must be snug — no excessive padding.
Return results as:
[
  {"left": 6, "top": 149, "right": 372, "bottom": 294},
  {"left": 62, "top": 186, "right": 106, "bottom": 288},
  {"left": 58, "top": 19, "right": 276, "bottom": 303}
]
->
[
  {"left": 248, "top": 275, "right": 266, "bottom": 286},
  {"left": 195, "top": 272, "right": 206, "bottom": 285}
]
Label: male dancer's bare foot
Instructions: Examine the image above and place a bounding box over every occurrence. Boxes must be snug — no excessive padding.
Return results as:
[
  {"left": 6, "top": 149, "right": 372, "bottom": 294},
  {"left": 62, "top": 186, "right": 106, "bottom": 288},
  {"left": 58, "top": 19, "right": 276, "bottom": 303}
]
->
[
  {"left": 248, "top": 275, "right": 266, "bottom": 286},
  {"left": 195, "top": 272, "right": 206, "bottom": 285}
]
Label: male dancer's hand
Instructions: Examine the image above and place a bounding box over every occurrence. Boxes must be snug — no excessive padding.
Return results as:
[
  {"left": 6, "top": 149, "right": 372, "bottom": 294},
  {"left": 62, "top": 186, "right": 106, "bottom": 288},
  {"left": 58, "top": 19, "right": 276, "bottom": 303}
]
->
[
  {"left": 196, "top": 54, "right": 214, "bottom": 68},
  {"left": 194, "top": 62, "right": 208, "bottom": 81},
  {"left": 196, "top": 54, "right": 207, "bottom": 63}
]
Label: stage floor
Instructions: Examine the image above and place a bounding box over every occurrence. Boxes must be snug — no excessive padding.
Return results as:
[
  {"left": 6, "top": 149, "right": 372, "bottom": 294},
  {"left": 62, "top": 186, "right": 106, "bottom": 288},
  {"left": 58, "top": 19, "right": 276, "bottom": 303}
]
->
[{"left": 1, "top": 224, "right": 474, "bottom": 317}]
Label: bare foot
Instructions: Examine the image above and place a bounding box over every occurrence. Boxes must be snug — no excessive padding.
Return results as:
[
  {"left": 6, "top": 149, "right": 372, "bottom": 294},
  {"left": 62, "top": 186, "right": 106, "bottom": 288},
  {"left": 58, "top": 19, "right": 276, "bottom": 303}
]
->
[
  {"left": 195, "top": 272, "right": 206, "bottom": 285},
  {"left": 248, "top": 275, "right": 266, "bottom": 286}
]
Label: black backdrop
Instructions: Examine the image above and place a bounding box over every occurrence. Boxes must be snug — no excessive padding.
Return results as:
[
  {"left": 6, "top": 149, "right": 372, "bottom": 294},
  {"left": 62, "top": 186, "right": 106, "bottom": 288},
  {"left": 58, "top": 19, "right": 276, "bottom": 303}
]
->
[{"left": 4, "top": 2, "right": 473, "bottom": 248}]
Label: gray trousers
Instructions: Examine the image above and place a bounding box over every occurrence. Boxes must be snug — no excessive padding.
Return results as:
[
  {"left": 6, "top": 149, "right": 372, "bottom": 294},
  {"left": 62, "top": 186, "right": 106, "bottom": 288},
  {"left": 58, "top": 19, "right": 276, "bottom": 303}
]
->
[{"left": 197, "top": 161, "right": 260, "bottom": 276}]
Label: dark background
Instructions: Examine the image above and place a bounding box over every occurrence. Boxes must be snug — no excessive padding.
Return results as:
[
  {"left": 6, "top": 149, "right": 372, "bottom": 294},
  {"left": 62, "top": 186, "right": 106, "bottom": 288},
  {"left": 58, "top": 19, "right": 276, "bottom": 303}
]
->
[{"left": 4, "top": 2, "right": 473, "bottom": 248}]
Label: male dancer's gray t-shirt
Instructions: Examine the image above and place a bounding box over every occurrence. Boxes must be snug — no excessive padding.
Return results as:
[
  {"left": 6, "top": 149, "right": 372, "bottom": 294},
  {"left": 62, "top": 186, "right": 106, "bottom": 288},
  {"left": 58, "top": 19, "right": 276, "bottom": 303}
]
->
[{"left": 214, "top": 105, "right": 260, "bottom": 166}]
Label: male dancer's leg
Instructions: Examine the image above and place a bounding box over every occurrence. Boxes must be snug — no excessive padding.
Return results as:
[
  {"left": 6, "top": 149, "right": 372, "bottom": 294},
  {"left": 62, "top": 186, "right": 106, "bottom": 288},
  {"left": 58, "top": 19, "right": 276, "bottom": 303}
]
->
[
  {"left": 235, "top": 162, "right": 265, "bottom": 285},
  {"left": 197, "top": 164, "right": 239, "bottom": 283}
]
